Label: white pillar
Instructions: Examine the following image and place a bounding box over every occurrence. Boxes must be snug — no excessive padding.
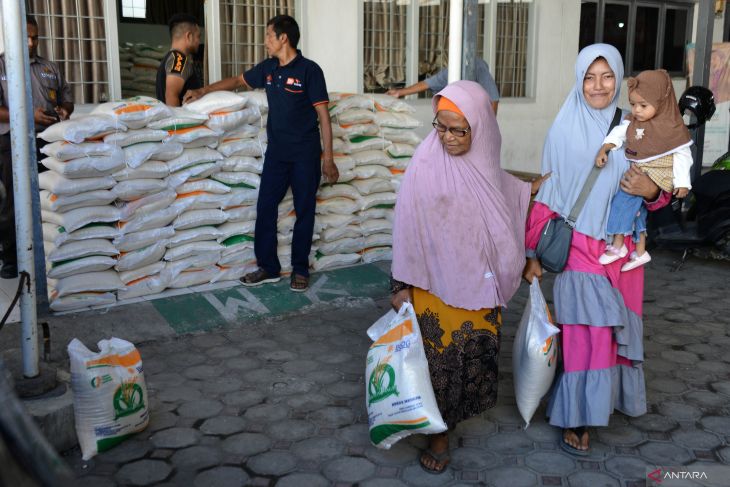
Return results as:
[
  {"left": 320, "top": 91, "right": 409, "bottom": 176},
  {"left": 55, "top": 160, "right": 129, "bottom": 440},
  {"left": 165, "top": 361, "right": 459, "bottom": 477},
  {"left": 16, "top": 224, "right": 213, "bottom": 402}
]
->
[
  {"left": 447, "top": 0, "right": 464, "bottom": 83},
  {"left": 1, "top": 0, "right": 39, "bottom": 377}
]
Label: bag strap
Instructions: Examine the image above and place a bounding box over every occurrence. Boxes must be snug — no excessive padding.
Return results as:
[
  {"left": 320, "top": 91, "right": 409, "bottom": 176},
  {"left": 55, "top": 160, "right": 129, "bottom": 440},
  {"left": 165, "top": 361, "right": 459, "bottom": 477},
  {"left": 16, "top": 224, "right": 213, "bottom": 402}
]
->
[{"left": 567, "top": 107, "right": 623, "bottom": 224}]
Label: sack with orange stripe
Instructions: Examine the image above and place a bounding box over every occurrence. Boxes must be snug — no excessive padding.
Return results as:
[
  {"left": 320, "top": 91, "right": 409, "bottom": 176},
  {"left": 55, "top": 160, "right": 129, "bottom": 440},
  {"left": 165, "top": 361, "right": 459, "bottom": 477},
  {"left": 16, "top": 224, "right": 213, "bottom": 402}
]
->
[
  {"left": 68, "top": 337, "right": 149, "bottom": 460},
  {"left": 365, "top": 302, "right": 446, "bottom": 449}
]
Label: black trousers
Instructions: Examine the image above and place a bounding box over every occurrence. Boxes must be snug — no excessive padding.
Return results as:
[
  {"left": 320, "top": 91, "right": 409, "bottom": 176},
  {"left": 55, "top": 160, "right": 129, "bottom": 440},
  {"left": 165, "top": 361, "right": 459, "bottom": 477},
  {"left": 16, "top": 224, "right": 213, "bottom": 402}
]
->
[
  {"left": 254, "top": 153, "right": 321, "bottom": 278},
  {"left": 0, "top": 134, "right": 45, "bottom": 267}
]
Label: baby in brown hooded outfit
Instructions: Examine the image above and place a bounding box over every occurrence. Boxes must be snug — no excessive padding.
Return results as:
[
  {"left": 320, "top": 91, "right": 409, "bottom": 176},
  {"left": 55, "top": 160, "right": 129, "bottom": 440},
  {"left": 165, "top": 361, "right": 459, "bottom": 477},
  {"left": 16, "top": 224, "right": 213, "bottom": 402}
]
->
[{"left": 595, "top": 69, "right": 693, "bottom": 271}]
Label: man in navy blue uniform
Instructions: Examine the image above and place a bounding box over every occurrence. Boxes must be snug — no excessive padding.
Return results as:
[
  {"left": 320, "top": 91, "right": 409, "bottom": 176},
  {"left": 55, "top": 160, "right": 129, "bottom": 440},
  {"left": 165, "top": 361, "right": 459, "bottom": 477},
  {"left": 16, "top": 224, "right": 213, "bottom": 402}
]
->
[{"left": 184, "top": 15, "right": 337, "bottom": 292}]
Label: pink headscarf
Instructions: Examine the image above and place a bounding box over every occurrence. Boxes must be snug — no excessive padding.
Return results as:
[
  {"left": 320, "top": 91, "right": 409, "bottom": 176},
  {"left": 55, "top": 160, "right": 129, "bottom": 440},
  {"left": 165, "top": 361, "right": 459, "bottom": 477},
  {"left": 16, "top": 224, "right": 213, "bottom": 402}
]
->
[{"left": 392, "top": 80, "right": 530, "bottom": 310}]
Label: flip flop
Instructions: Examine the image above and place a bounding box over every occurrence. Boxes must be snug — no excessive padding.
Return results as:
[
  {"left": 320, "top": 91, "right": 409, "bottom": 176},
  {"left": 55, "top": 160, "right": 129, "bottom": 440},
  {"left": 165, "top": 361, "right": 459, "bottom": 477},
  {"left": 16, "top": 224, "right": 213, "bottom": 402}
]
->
[
  {"left": 560, "top": 427, "right": 590, "bottom": 456},
  {"left": 419, "top": 447, "right": 450, "bottom": 474}
]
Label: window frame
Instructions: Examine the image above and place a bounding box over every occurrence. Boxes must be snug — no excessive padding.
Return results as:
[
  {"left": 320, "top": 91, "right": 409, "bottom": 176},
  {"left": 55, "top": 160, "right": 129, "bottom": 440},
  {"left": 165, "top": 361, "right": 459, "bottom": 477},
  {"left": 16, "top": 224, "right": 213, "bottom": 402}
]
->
[
  {"left": 581, "top": 0, "right": 694, "bottom": 76},
  {"left": 361, "top": 0, "right": 536, "bottom": 99},
  {"left": 117, "top": 0, "right": 148, "bottom": 24}
]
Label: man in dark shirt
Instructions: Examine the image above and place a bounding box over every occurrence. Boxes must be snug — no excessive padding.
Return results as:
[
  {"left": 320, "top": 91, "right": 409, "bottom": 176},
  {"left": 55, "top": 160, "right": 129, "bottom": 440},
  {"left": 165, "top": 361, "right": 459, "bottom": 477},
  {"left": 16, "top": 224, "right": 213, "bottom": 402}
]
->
[
  {"left": 156, "top": 14, "right": 203, "bottom": 106},
  {"left": 184, "top": 15, "right": 337, "bottom": 292},
  {"left": 0, "top": 15, "right": 74, "bottom": 279}
]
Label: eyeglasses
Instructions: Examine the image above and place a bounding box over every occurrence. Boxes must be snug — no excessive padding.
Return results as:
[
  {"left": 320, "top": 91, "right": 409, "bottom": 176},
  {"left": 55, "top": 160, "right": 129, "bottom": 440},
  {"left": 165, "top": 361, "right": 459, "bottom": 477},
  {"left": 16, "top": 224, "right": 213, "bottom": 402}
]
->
[{"left": 432, "top": 118, "right": 471, "bottom": 137}]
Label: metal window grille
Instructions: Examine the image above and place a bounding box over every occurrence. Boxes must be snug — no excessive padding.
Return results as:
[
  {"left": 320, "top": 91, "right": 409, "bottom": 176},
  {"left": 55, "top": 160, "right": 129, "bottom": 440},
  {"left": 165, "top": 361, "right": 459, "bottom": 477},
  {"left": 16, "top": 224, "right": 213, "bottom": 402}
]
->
[
  {"left": 418, "top": 0, "right": 449, "bottom": 83},
  {"left": 121, "top": 0, "right": 146, "bottom": 19},
  {"left": 495, "top": 0, "right": 530, "bottom": 97},
  {"left": 219, "top": 0, "right": 296, "bottom": 80},
  {"left": 27, "top": 0, "right": 109, "bottom": 103},
  {"left": 579, "top": 0, "right": 693, "bottom": 76},
  {"left": 363, "top": 0, "right": 408, "bottom": 93}
]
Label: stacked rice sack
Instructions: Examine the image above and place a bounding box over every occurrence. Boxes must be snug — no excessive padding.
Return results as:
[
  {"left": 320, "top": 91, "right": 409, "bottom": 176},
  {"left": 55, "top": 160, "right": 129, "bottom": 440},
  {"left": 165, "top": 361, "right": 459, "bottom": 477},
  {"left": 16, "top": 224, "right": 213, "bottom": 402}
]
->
[
  {"left": 36, "top": 94, "right": 267, "bottom": 311},
  {"left": 35, "top": 90, "right": 419, "bottom": 311},
  {"left": 119, "top": 42, "right": 167, "bottom": 98},
  {"left": 312, "top": 93, "right": 420, "bottom": 272}
]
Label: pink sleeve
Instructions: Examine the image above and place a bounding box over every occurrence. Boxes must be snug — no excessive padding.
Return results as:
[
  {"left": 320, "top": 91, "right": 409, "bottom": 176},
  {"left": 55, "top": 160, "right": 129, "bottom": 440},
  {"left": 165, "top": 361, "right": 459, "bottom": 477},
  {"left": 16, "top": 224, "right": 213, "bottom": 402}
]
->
[
  {"left": 526, "top": 202, "right": 558, "bottom": 254},
  {"left": 645, "top": 191, "right": 671, "bottom": 211}
]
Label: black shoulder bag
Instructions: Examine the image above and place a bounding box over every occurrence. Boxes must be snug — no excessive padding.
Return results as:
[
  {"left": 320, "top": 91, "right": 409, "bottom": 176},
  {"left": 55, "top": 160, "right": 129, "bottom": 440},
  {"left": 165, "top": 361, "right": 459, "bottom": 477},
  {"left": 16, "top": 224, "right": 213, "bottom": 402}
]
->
[{"left": 535, "top": 108, "right": 623, "bottom": 273}]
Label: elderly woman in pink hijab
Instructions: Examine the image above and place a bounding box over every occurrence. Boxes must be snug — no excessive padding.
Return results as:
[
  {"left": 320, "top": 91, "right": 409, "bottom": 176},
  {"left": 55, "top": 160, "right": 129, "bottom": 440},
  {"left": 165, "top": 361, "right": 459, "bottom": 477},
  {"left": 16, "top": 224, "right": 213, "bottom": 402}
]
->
[{"left": 390, "top": 80, "right": 547, "bottom": 474}]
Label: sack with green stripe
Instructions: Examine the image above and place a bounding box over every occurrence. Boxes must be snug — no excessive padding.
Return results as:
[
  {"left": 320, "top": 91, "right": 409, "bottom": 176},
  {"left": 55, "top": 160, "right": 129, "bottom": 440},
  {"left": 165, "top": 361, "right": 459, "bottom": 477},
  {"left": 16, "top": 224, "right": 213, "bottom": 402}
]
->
[
  {"left": 68, "top": 337, "right": 149, "bottom": 460},
  {"left": 366, "top": 302, "right": 446, "bottom": 449}
]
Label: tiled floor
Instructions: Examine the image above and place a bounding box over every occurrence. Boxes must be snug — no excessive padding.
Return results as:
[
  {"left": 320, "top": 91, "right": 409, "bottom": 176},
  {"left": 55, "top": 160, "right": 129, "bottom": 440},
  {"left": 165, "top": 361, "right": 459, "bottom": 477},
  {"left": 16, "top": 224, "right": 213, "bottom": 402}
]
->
[{"left": 0, "top": 275, "right": 21, "bottom": 323}]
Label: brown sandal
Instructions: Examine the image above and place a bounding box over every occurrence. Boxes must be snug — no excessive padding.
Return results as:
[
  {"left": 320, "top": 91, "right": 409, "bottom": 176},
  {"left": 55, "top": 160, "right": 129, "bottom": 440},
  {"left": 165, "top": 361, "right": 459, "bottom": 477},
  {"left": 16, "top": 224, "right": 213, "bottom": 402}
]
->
[
  {"left": 240, "top": 268, "right": 281, "bottom": 287},
  {"left": 290, "top": 274, "right": 309, "bottom": 292}
]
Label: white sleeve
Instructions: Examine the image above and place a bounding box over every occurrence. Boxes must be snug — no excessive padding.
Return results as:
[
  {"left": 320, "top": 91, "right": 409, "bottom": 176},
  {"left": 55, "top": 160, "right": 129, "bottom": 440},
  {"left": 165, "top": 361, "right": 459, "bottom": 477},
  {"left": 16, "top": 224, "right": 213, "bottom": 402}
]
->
[
  {"left": 672, "top": 146, "right": 693, "bottom": 190},
  {"left": 603, "top": 120, "right": 630, "bottom": 149}
]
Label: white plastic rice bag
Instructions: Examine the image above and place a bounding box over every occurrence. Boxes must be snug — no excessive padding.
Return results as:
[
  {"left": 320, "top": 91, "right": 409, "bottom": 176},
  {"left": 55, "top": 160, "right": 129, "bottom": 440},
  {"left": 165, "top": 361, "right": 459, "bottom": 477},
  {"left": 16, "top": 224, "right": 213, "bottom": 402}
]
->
[
  {"left": 92, "top": 95, "right": 171, "bottom": 129},
  {"left": 366, "top": 302, "right": 447, "bottom": 449},
  {"left": 68, "top": 337, "right": 149, "bottom": 460},
  {"left": 38, "top": 115, "right": 125, "bottom": 143},
  {"left": 512, "top": 278, "right": 560, "bottom": 427},
  {"left": 183, "top": 91, "right": 247, "bottom": 114}
]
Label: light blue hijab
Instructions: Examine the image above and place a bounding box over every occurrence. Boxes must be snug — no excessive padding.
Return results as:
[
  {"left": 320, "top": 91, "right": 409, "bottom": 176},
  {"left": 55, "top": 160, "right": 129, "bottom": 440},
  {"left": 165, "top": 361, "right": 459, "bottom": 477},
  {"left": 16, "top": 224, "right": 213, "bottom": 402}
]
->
[{"left": 535, "top": 43, "right": 628, "bottom": 241}]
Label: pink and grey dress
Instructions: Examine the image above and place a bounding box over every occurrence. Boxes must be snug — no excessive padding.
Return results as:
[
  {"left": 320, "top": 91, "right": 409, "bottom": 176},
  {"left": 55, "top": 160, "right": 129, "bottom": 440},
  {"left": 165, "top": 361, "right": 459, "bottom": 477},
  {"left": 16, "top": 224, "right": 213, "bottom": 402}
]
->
[{"left": 529, "top": 44, "right": 669, "bottom": 428}]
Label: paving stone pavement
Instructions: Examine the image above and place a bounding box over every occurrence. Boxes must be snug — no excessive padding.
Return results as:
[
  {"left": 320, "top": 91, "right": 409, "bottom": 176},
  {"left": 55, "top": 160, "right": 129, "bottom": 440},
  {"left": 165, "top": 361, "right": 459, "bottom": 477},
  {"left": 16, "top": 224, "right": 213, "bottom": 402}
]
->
[{"left": 52, "top": 251, "right": 730, "bottom": 486}]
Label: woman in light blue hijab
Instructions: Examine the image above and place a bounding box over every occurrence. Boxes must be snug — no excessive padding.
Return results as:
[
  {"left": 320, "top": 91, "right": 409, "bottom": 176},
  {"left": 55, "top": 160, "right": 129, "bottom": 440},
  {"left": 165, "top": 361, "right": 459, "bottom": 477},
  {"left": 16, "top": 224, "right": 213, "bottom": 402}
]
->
[{"left": 523, "top": 44, "right": 669, "bottom": 455}]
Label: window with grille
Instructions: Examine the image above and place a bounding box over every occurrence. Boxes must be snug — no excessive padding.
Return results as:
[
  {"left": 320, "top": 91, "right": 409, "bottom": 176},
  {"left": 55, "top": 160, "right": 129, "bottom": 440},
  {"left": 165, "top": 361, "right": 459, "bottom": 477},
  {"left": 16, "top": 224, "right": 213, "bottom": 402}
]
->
[
  {"left": 120, "top": 0, "right": 146, "bottom": 19},
  {"left": 579, "top": 0, "right": 693, "bottom": 75},
  {"left": 495, "top": 0, "right": 530, "bottom": 97},
  {"left": 363, "top": 0, "right": 408, "bottom": 93},
  {"left": 362, "top": 0, "right": 533, "bottom": 99},
  {"left": 27, "top": 0, "right": 110, "bottom": 104},
  {"left": 219, "top": 0, "right": 296, "bottom": 80}
]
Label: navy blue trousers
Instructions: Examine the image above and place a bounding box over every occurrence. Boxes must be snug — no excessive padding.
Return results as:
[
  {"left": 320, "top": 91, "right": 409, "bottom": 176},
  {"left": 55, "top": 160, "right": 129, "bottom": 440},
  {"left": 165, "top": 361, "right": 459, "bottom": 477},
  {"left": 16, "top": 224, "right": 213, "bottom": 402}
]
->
[{"left": 255, "top": 153, "right": 321, "bottom": 278}]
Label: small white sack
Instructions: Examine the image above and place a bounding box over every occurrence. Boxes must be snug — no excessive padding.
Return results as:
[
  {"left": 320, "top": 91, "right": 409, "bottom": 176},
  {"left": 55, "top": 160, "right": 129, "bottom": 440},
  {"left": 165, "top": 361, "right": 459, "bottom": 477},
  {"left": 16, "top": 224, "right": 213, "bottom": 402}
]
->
[
  {"left": 147, "top": 107, "right": 208, "bottom": 131},
  {"left": 40, "top": 190, "right": 116, "bottom": 213},
  {"left": 47, "top": 255, "right": 117, "bottom": 280},
  {"left": 512, "top": 278, "right": 560, "bottom": 427},
  {"left": 113, "top": 179, "right": 168, "bottom": 201},
  {"left": 205, "top": 107, "right": 260, "bottom": 132},
  {"left": 42, "top": 206, "right": 121, "bottom": 234},
  {"left": 41, "top": 141, "right": 119, "bottom": 161},
  {"left": 92, "top": 95, "right": 171, "bottom": 129},
  {"left": 118, "top": 261, "right": 166, "bottom": 285},
  {"left": 311, "top": 252, "right": 361, "bottom": 271},
  {"left": 113, "top": 161, "right": 169, "bottom": 181},
  {"left": 168, "top": 226, "right": 222, "bottom": 248},
  {"left": 48, "top": 238, "right": 119, "bottom": 263},
  {"left": 39, "top": 172, "right": 116, "bottom": 196},
  {"left": 38, "top": 115, "right": 125, "bottom": 143},
  {"left": 54, "top": 270, "right": 124, "bottom": 297},
  {"left": 113, "top": 226, "right": 175, "bottom": 252},
  {"left": 68, "top": 337, "right": 149, "bottom": 460},
  {"left": 41, "top": 151, "right": 126, "bottom": 178},
  {"left": 173, "top": 209, "right": 227, "bottom": 230},
  {"left": 225, "top": 205, "right": 257, "bottom": 223},
  {"left": 366, "top": 302, "right": 447, "bottom": 449},
  {"left": 183, "top": 91, "right": 247, "bottom": 114},
  {"left": 104, "top": 129, "right": 167, "bottom": 147},
  {"left": 220, "top": 156, "right": 263, "bottom": 174},
  {"left": 115, "top": 241, "right": 167, "bottom": 272},
  {"left": 50, "top": 292, "right": 116, "bottom": 312},
  {"left": 118, "top": 274, "right": 169, "bottom": 300},
  {"left": 318, "top": 184, "right": 361, "bottom": 200},
  {"left": 361, "top": 246, "right": 392, "bottom": 263}
]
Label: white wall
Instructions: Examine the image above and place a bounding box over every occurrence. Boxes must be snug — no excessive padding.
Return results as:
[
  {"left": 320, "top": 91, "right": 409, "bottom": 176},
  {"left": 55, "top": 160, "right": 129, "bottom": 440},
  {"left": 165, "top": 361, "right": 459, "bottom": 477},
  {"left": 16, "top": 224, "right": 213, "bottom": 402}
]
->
[
  {"left": 300, "top": 0, "right": 361, "bottom": 93},
  {"left": 495, "top": 0, "right": 580, "bottom": 173}
]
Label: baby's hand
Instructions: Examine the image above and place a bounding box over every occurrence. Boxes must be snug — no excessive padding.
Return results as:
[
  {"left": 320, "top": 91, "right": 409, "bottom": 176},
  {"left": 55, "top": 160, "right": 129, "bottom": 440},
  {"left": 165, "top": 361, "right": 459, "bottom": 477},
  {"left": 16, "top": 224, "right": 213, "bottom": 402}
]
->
[
  {"left": 674, "top": 187, "right": 689, "bottom": 198},
  {"left": 595, "top": 151, "right": 608, "bottom": 168}
]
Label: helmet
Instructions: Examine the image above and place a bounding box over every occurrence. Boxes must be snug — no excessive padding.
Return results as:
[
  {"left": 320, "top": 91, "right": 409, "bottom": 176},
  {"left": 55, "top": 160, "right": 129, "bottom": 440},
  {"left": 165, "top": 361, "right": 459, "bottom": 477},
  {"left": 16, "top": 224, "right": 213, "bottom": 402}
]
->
[{"left": 678, "top": 86, "right": 716, "bottom": 128}]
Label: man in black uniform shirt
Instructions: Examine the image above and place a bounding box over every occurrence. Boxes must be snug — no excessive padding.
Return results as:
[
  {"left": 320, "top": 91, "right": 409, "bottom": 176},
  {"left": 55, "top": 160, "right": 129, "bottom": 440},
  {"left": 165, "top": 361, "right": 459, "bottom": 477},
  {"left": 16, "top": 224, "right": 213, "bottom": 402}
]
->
[
  {"left": 184, "top": 15, "right": 338, "bottom": 292},
  {"left": 0, "top": 16, "right": 74, "bottom": 279},
  {"left": 156, "top": 14, "right": 203, "bottom": 106}
]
